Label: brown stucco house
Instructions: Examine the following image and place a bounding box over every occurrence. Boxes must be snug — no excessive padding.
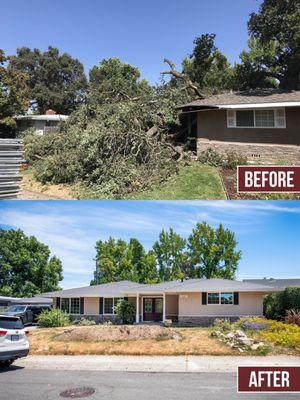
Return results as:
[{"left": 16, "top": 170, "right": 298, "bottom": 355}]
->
[
  {"left": 42, "top": 278, "right": 280, "bottom": 326},
  {"left": 178, "top": 90, "right": 300, "bottom": 164}
]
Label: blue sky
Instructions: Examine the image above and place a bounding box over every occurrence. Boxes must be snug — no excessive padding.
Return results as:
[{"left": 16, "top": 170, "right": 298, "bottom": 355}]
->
[
  {"left": 0, "top": 200, "right": 299, "bottom": 289},
  {"left": 1, "top": 0, "right": 260, "bottom": 83}
]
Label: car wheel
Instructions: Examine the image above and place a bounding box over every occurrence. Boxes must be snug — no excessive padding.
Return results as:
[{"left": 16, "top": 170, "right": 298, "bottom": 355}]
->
[{"left": 0, "top": 360, "right": 13, "bottom": 368}]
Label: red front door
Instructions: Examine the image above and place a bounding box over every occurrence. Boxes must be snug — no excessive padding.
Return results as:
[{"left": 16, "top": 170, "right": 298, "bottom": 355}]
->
[{"left": 143, "top": 298, "right": 163, "bottom": 322}]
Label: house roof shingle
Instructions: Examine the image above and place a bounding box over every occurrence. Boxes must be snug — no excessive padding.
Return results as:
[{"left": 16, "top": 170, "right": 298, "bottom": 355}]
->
[
  {"left": 243, "top": 278, "right": 300, "bottom": 289},
  {"left": 178, "top": 89, "right": 300, "bottom": 110},
  {"left": 42, "top": 279, "right": 278, "bottom": 298}
]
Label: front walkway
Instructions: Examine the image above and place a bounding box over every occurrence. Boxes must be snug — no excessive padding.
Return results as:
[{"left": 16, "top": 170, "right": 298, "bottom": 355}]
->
[{"left": 15, "top": 355, "right": 300, "bottom": 373}]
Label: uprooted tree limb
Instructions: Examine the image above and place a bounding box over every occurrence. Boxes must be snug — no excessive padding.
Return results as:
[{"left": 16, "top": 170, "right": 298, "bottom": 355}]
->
[{"left": 161, "top": 58, "right": 205, "bottom": 99}]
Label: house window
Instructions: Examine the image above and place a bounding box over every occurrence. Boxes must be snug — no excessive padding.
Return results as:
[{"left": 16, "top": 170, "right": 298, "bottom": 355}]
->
[
  {"left": 227, "top": 108, "right": 286, "bottom": 128},
  {"left": 61, "top": 298, "right": 70, "bottom": 313},
  {"left": 103, "top": 297, "right": 122, "bottom": 315},
  {"left": 236, "top": 110, "right": 254, "bottom": 127},
  {"left": 220, "top": 293, "right": 234, "bottom": 305},
  {"left": 207, "top": 292, "right": 234, "bottom": 305},
  {"left": 70, "top": 298, "right": 80, "bottom": 314},
  {"left": 207, "top": 293, "right": 220, "bottom": 305},
  {"left": 60, "top": 298, "right": 80, "bottom": 314}
]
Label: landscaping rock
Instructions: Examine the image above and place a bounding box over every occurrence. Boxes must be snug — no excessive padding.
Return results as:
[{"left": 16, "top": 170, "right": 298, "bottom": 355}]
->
[
  {"left": 236, "top": 337, "right": 254, "bottom": 346},
  {"left": 235, "top": 330, "right": 246, "bottom": 338},
  {"left": 226, "top": 332, "right": 235, "bottom": 339}
]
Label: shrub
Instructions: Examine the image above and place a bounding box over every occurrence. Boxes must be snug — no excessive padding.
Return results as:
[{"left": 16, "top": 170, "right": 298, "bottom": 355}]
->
[
  {"left": 73, "top": 318, "right": 96, "bottom": 326},
  {"left": 198, "top": 148, "right": 247, "bottom": 169},
  {"left": 285, "top": 309, "right": 300, "bottom": 326},
  {"left": 264, "top": 287, "right": 300, "bottom": 320},
  {"left": 115, "top": 299, "right": 135, "bottom": 324},
  {"left": 37, "top": 308, "right": 70, "bottom": 328},
  {"left": 198, "top": 148, "right": 223, "bottom": 167},
  {"left": 213, "top": 318, "right": 232, "bottom": 332}
]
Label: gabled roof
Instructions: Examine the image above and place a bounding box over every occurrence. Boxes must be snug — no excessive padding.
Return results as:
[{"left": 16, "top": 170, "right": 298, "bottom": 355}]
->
[
  {"left": 42, "top": 279, "right": 277, "bottom": 298},
  {"left": 42, "top": 280, "right": 145, "bottom": 298},
  {"left": 243, "top": 278, "right": 300, "bottom": 289},
  {"left": 178, "top": 90, "right": 300, "bottom": 111}
]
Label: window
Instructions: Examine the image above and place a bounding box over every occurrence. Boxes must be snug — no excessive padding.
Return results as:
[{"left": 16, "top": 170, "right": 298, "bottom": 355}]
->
[
  {"left": 227, "top": 108, "right": 286, "bottom": 128},
  {"left": 103, "top": 298, "right": 122, "bottom": 315},
  {"left": 255, "top": 110, "right": 275, "bottom": 127},
  {"left": 220, "top": 293, "right": 234, "bottom": 305},
  {"left": 207, "top": 292, "right": 234, "bottom": 305},
  {"left": 70, "top": 298, "right": 80, "bottom": 314},
  {"left": 60, "top": 298, "right": 80, "bottom": 314},
  {"left": 236, "top": 110, "right": 254, "bottom": 127},
  {"left": 207, "top": 293, "right": 220, "bottom": 305},
  {"left": 61, "top": 298, "right": 70, "bottom": 313}
]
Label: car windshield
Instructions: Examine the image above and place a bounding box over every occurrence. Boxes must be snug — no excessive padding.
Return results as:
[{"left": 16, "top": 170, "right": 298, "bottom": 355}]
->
[
  {"left": 5, "top": 305, "right": 26, "bottom": 313},
  {"left": 0, "top": 318, "right": 24, "bottom": 330}
]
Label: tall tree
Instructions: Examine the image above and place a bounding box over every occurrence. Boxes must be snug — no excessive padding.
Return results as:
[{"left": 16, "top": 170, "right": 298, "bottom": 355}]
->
[
  {"left": 8, "top": 46, "right": 87, "bottom": 114},
  {"left": 153, "top": 228, "right": 186, "bottom": 281},
  {"left": 233, "top": 38, "right": 279, "bottom": 90},
  {"left": 91, "top": 237, "right": 158, "bottom": 284},
  {"left": 0, "top": 229, "right": 63, "bottom": 297},
  {"left": 187, "top": 222, "right": 241, "bottom": 279},
  {"left": 88, "top": 58, "right": 151, "bottom": 105},
  {"left": 0, "top": 49, "right": 29, "bottom": 136},
  {"left": 236, "top": 0, "right": 300, "bottom": 90},
  {"left": 182, "top": 34, "right": 233, "bottom": 94}
]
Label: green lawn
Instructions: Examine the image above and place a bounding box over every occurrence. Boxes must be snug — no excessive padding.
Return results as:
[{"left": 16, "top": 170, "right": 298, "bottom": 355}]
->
[{"left": 126, "top": 163, "right": 226, "bottom": 200}]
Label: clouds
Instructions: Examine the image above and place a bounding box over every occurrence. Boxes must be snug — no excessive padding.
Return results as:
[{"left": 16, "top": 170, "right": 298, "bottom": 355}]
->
[{"left": 0, "top": 200, "right": 299, "bottom": 288}]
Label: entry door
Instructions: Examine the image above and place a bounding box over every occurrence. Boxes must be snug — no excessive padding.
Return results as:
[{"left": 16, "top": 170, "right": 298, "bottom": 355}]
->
[{"left": 143, "top": 298, "right": 163, "bottom": 322}]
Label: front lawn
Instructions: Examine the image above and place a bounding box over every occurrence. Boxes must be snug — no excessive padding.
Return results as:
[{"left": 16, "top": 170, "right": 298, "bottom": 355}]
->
[
  {"left": 28, "top": 325, "right": 235, "bottom": 356},
  {"left": 126, "top": 163, "right": 225, "bottom": 200}
]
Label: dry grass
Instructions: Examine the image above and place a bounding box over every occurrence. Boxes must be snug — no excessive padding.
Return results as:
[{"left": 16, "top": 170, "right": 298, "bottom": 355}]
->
[{"left": 29, "top": 325, "right": 236, "bottom": 356}]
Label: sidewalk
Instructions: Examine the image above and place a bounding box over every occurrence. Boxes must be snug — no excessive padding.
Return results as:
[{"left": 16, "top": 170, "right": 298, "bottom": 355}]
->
[{"left": 15, "top": 355, "right": 300, "bottom": 373}]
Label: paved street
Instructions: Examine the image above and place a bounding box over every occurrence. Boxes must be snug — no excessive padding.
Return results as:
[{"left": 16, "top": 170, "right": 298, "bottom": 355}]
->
[{"left": 1, "top": 369, "right": 300, "bottom": 400}]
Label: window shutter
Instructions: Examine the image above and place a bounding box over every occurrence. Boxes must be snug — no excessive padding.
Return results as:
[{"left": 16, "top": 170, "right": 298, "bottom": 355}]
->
[
  {"left": 234, "top": 292, "right": 239, "bottom": 305},
  {"left": 275, "top": 109, "right": 286, "bottom": 128},
  {"left": 202, "top": 292, "right": 207, "bottom": 305},
  {"left": 227, "top": 110, "right": 236, "bottom": 127},
  {"left": 80, "top": 298, "right": 84, "bottom": 314},
  {"left": 56, "top": 298, "right": 61, "bottom": 309},
  {"left": 99, "top": 297, "right": 103, "bottom": 314}
]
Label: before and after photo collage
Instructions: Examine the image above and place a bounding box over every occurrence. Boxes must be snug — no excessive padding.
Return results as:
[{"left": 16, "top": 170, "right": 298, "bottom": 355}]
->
[{"left": 0, "top": 1, "right": 300, "bottom": 399}]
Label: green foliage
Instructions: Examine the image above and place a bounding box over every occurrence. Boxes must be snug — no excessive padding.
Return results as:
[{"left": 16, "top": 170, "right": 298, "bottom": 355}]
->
[
  {"left": 73, "top": 318, "right": 96, "bottom": 326},
  {"left": 235, "top": 0, "right": 300, "bottom": 90},
  {"left": 264, "top": 287, "right": 300, "bottom": 320},
  {"left": 8, "top": 46, "right": 87, "bottom": 114},
  {"left": 213, "top": 318, "right": 232, "bottom": 332},
  {"left": 187, "top": 222, "right": 241, "bottom": 279},
  {"left": 0, "top": 49, "right": 29, "bottom": 136},
  {"left": 260, "top": 319, "right": 300, "bottom": 352},
  {"left": 153, "top": 228, "right": 186, "bottom": 281},
  {"left": 115, "top": 299, "right": 136, "bottom": 324},
  {"left": 91, "top": 237, "right": 159, "bottom": 285},
  {"left": 183, "top": 34, "right": 233, "bottom": 94},
  {"left": 0, "top": 229, "right": 63, "bottom": 297},
  {"left": 37, "top": 308, "right": 70, "bottom": 328},
  {"left": 198, "top": 148, "right": 247, "bottom": 169}
]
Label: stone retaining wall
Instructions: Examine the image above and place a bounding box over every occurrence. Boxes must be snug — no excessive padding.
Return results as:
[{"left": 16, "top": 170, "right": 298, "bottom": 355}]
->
[
  {"left": 197, "top": 140, "right": 300, "bottom": 164},
  {"left": 178, "top": 316, "right": 240, "bottom": 327}
]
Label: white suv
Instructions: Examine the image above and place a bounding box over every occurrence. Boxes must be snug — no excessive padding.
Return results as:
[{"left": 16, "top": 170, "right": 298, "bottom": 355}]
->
[{"left": 0, "top": 315, "right": 29, "bottom": 367}]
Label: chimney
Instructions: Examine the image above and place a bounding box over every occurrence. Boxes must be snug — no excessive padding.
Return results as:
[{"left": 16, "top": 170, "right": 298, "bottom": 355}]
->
[{"left": 45, "top": 109, "right": 56, "bottom": 115}]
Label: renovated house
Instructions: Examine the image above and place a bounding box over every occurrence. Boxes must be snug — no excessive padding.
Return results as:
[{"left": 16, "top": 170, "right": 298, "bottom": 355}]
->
[
  {"left": 42, "top": 278, "right": 279, "bottom": 326},
  {"left": 15, "top": 109, "right": 68, "bottom": 135},
  {"left": 178, "top": 90, "right": 300, "bottom": 164}
]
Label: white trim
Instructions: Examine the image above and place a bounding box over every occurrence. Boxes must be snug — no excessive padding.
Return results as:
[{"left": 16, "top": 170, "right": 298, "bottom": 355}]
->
[
  {"left": 103, "top": 297, "right": 123, "bottom": 316},
  {"left": 226, "top": 108, "right": 286, "bottom": 129},
  {"left": 221, "top": 102, "right": 300, "bottom": 109},
  {"left": 59, "top": 297, "right": 81, "bottom": 314}
]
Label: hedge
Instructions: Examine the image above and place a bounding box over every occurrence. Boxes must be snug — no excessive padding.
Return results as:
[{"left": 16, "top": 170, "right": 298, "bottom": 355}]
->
[{"left": 264, "top": 287, "right": 300, "bottom": 320}]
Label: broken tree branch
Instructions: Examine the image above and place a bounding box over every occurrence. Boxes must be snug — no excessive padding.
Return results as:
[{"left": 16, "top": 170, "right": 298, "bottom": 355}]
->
[{"left": 161, "top": 58, "right": 205, "bottom": 99}]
